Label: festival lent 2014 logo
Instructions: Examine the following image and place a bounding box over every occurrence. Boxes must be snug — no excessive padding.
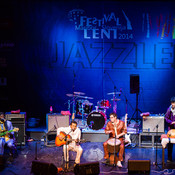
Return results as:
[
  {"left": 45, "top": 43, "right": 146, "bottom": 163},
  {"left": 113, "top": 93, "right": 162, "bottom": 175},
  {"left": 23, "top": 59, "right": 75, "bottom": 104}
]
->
[{"left": 68, "top": 9, "right": 133, "bottom": 40}]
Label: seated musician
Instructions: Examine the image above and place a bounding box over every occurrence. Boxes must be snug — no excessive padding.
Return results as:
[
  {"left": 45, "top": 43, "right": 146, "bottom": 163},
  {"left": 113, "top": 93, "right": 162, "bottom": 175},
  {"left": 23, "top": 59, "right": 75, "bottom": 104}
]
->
[
  {"left": 103, "top": 112, "right": 127, "bottom": 167},
  {"left": 57, "top": 120, "right": 83, "bottom": 164},
  {"left": 165, "top": 96, "right": 175, "bottom": 163},
  {"left": 0, "top": 112, "right": 16, "bottom": 161}
]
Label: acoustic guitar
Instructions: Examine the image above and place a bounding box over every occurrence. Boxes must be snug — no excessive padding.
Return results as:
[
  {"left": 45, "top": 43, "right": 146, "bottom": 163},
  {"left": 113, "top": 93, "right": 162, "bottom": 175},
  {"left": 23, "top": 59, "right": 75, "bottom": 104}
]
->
[
  {"left": 167, "top": 129, "right": 175, "bottom": 138},
  {"left": 55, "top": 131, "right": 86, "bottom": 147},
  {"left": 0, "top": 127, "right": 19, "bottom": 142}
]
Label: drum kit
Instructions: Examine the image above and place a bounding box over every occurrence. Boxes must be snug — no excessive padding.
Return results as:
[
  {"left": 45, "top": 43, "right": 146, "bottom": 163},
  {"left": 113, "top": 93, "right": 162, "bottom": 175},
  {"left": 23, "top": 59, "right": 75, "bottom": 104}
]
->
[{"left": 66, "top": 91, "right": 121, "bottom": 130}]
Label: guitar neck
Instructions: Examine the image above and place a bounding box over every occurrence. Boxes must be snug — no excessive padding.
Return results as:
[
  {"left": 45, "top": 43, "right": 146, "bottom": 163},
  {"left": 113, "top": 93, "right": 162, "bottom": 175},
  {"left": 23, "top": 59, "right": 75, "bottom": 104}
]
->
[{"left": 0, "top": 129, "right": 14, "bottom": 137}]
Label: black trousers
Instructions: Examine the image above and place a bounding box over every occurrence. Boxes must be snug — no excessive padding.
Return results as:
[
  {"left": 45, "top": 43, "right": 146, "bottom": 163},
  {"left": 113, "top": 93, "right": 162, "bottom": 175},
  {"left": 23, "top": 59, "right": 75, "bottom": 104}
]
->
[{"left": 168, "top": 143, "right": 173, "bottom": 161}]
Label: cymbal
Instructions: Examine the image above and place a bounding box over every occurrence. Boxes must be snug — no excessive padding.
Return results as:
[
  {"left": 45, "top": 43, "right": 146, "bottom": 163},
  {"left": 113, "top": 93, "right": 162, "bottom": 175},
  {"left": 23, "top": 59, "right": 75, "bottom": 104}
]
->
[
  {"left": 74, "top": 92, "right": 85, "bottom": 95},
  {"left": 66, "top": 94, "right": 74, "bottom": 97},
  {"left": 78, "top": 95, "right": 94, "bottom": 100},
  {"left": 107, "top": 92, "right": 121, "bottom": 95},
  {"left": 111, "top": 98, "right": 121, "bottom": 101}
]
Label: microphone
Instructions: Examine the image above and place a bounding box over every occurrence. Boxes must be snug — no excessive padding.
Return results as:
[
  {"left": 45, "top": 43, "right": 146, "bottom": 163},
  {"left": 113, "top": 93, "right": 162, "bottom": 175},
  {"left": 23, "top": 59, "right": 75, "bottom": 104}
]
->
[
  {"left": 119, "top": 88, "right": 122, "bottom": 97},
  {"left": 54, "top": 125, "right": 57, "bottom": 129}
]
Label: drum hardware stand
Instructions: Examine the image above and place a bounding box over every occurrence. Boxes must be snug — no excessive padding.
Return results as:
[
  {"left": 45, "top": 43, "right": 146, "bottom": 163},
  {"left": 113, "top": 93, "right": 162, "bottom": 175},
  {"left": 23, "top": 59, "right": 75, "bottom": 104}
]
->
[{"left": 130, "top": 93, "right": 142, "bottom": 124}]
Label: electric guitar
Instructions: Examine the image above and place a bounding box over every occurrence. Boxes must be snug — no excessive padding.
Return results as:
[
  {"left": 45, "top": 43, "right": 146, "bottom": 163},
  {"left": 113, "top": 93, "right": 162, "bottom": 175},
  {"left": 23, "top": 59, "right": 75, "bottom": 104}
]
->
[
  {"left": 124, "top": 114, "right": 131, "bottom": 146},
  {"left": 55, "top": 131, "right": 86, "bottom": 147},
  {"left": 0, "top": 127, "right": 19, "bottom": 142}
]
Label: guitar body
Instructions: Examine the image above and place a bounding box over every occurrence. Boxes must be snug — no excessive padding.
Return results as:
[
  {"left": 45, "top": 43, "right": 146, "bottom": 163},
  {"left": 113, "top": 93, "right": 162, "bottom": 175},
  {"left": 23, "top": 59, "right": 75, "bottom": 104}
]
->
[
  {"left": 0, "top": 128, "right": 19, "bottom": 142},
  {"left": 55, "top": 131, "right": 71, "bottom": 147},
  {"left": 167, "top": 129, "right": 175, "bottom": 138}
]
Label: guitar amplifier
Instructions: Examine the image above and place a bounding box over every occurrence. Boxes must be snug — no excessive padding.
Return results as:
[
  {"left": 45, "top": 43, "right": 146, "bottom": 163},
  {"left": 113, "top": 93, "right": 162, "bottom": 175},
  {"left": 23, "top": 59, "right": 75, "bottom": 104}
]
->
[
  {"left": 46, "top": 113, "right": 69, "bottom": 131},
  {"left": 142, "top": 115, "right": 164, "bottom": 133},
  {"left": 5, "top": 112, "right": 26, "bottom": 145},
  {"left": 5, "top": 112, "right": 26, "bottom": 123}
]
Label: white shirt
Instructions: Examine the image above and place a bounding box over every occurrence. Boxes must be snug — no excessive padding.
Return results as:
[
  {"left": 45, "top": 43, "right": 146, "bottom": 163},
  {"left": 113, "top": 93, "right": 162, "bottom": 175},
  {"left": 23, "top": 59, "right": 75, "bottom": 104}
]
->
[{"left": 57, "top": 126, "right": 81, "bottom": 146}]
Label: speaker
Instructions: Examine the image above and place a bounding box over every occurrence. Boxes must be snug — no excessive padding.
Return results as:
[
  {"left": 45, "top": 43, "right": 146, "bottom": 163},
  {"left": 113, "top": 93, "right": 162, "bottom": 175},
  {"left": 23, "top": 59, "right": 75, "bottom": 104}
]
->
[
  {"left": 142, "top": 115, "right": 164, "bottom": 133},
  {"left": 130, "top": 75, "right": 139, "bottom": 94},
  {"left": 128, "top": 159, "right": 150, "bottom": 174},
  {"left": 74, "top": 161, "right": 100, "bottom": 175},
  {"left": 31, "top": 160, "right": 58, "bottom": 175},
  {"left": 46, "top": 113, "right": 69, "bottom": 131},
  {"left": 5, "top": 112, "right": 26, "bottom": 145},
  {"left": 12, "top": 123, "right": 25, "bottom": 145}
]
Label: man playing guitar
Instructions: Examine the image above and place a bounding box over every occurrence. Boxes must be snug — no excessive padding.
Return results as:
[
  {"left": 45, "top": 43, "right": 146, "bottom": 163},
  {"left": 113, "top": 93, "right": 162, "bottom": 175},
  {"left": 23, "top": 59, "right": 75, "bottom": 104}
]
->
[
  {"left": 0, "top": 112, "right": 17, "bottom": 162},
  {"left": 57, "top": 120, "right": 83, "bottom": 164}
]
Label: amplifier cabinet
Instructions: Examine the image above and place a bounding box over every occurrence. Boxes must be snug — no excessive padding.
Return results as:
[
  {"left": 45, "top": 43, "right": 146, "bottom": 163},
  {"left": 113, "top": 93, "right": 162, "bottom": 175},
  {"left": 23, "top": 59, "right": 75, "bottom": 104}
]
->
[
  {"left": 128, "top": 159, "right": 150, "bottom": 174},
  {"left": 5, "top": 112, "right": 26, "bottom": 123},
  {"left": 142, "top": 115, "right": 164, "bottom": 133},
  {"left": 46, "top": 113, "right": 69, "bottom": 131},
  {"left": 5, "top": 112, "right": 26, "bottom": 145}
]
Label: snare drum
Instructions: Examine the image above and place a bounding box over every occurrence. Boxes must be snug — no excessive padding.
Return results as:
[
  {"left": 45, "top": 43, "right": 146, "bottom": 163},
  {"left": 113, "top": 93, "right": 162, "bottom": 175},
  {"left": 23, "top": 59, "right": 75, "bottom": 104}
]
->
[
  {"left": 98, "top": 100, "right": 111, "bottom": 109},
  {"left": 87, "top": 111, "right": 106, "bottom": 130},
  {"left": 107, "top": 138, "right": 121, "bottom": 153}
]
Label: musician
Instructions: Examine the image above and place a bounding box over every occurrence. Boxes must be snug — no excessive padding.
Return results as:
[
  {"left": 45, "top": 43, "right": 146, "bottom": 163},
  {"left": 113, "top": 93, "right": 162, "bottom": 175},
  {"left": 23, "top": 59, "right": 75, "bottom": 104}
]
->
[
  {"left": 165, "top": 96, "right": 175, "bottom": 162},
  {"left": 57, "top": 120, "right": 83, "bottom": 164},
  {"left": 0, "top": 112, "right": 16, "bottom": 160},
  {"left": 103, "top": 112, "right": 127, "bottom": 167}
]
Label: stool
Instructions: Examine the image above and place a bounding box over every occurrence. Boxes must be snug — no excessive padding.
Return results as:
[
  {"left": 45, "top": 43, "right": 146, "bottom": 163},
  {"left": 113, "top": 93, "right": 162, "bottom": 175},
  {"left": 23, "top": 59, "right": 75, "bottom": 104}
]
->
[{"left": 107, "top": 138, "right": 121, "bottom": 165}]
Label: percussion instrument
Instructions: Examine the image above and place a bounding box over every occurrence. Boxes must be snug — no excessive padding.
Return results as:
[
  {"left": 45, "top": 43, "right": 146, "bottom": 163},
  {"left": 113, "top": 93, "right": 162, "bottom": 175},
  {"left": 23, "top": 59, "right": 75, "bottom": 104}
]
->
[
  {"left": 107, "top": 138, "right": 121, "bottom": 165},
  {"left": 107, "top": 92, "right": 121, "bottom": 95},
  {"left": 107, "top": 138, "right": 121, "bottom": 154},
  {"left": 77, "top": 95, "right": 94, "bottom": 100},
  {"left": 74, "top": 92, "right": 85, "bottom": 95},
  {"left": 97, "top": 100, "right": 111, "bottom": 109},
  {"left": 83, "top": 101, "right": 93, "bottom": 114},
  {"left": 76, "top": 100, "right": 93, "bottom": 115},
  {"left": 87, "top": 111, "right": 106, "bottom": 130},
  {"left": 167, "top": 129, "right": 175, "bottom": 138},
  {"left": 76, "top": 100, "right": 84, "bottom": 115}
]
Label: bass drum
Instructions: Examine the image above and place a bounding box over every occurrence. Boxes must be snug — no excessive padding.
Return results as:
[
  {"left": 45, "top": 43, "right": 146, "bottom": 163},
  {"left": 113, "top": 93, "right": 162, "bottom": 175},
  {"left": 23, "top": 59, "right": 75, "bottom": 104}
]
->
[{"left": 87, "top": 111, "right": 106, "bottom": 130}]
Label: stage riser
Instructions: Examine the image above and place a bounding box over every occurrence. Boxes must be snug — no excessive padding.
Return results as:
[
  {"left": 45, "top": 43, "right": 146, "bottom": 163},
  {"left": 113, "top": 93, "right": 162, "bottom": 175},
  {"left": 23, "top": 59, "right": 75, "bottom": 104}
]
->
[
  {"left": 82, "top": 133, "right": 108, "bottom": 142},
  {"left": 26, "top": 130, "right": 139, "bottom": 144}
]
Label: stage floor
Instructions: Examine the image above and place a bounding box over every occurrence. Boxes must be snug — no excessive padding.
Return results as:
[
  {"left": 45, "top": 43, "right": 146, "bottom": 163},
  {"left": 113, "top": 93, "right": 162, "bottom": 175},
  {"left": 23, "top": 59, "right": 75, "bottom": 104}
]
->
[{"left": 1, "top": 141, "right": 175, "bottom": 175}]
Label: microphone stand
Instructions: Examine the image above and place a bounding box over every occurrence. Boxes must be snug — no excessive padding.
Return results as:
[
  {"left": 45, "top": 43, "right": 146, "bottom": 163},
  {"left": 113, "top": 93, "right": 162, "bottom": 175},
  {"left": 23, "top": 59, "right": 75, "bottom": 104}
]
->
[
  {"left": 152, "top": 124, "right": 161, "bottom": 169},
  {"left": 113, "top": 129, "right": 117, "bottom": 166},
  {"left": 62, "top": 129, "right": 73, "bottom": 173}
]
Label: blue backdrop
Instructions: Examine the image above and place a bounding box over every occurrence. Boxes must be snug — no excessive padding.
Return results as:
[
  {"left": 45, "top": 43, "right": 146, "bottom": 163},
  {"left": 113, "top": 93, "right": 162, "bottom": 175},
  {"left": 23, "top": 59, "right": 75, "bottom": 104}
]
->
[{"left": 3, "top": 1, "right": 175, "bottom": 125}]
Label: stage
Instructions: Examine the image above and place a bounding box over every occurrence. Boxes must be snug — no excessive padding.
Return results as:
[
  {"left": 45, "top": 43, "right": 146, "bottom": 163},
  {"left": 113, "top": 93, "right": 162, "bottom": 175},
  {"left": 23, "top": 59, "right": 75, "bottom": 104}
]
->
[
  {"left": 1, "top": 140, "right": 175, "bottom": 175},
  {"left": 0, "top": 122, "right": 175, "bottom": 175}
]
